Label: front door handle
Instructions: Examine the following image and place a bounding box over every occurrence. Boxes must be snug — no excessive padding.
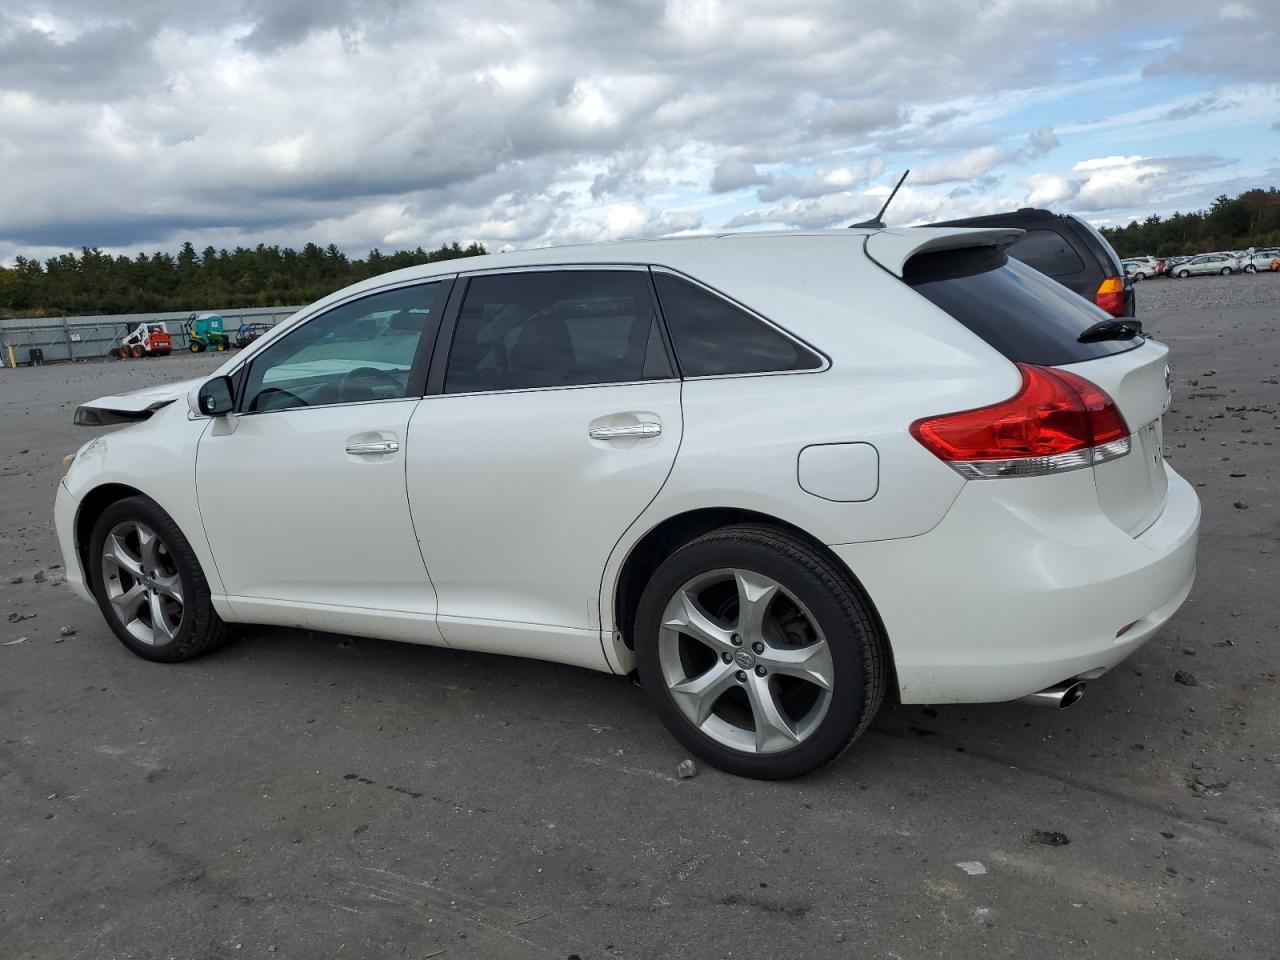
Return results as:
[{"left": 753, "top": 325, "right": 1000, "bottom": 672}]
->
[
  {"left": 589, "top": 422, "right": 661, "bottom": 440},
  {"left": 345, "top": 440, "right": 400, "bottom": 455}
]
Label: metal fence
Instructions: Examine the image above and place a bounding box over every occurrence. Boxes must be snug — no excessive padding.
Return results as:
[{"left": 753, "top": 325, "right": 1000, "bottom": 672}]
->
[{"left": 0, "top": 308, "right": 300, "bottom": 366}]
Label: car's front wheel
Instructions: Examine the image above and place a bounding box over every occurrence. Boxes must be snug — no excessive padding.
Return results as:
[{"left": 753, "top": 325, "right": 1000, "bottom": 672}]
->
[
  {"left": 88, "top": 496, "right": 230, "bottom": 662},
  {"left": 1244, "top": 264, "right": 1256, "bottom": 273},
  {"left": 1177, "top": 269, "right": 1190, "bottom": 278},
  {"left": 1221, "top": 267, "right": 1233, "bottom": 275},
  {"left": 634, "top": 524, "right": 887, "bottom": 779}
]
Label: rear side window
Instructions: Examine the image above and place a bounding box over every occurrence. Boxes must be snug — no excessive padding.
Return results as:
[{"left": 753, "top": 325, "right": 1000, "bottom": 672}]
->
[
  {"left": 444, "top": 270, "right": 672, "bottom": 393},
  {"left": 906, "top": 247, "right": 1142, "bottom": 365},
  {"left": 653, "top": 273, "right": 822, "bottom": 377},
  {"left": 1005, "top": 228, "right": 1085, "bottom": 278}
]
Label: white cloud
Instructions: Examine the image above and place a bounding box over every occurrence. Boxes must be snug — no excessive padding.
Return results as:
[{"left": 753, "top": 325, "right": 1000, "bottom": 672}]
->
[{"left": 0, "top": 0, "right": 1273, "bottom": 261}]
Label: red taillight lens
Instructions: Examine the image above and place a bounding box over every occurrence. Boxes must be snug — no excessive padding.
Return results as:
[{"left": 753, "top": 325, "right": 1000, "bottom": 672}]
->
[
  {"left": 1095, "top": 276, "right": 1126, "bottom": 317},
  {"left": 910, "top": 364, "right": 1131, "bottom": 479}
]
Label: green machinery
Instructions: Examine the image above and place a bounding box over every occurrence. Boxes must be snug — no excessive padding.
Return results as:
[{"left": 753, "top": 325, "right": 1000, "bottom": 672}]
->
[{"left": 187, "top": 313, "right": 230, "bottom": 353}]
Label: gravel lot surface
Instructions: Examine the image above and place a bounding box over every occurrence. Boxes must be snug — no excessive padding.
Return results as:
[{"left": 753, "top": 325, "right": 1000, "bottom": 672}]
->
[{"left": 2, "top": 272, "right": 1278, "bottom": 959}]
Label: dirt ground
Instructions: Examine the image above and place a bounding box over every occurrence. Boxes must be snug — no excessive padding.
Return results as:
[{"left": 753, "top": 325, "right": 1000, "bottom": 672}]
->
[{"left": 1, "top": 272, "right": 1278, "bottom": 959}]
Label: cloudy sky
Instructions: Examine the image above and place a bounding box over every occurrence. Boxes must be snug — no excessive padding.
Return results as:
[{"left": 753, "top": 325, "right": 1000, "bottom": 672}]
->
[{"left": 1, "top": 0, "right": 1277, "bottom": 264}]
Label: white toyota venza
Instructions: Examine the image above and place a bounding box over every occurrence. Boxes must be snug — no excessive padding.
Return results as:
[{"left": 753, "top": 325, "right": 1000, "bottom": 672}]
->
[{"left": 55, "top": 227, "right": 1200, "bottom": 779}]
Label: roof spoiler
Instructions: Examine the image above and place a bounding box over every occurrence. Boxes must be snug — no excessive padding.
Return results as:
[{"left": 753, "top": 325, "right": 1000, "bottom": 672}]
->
[{"left": 863, "top": 227, "right": 1024, "bottom": 278}]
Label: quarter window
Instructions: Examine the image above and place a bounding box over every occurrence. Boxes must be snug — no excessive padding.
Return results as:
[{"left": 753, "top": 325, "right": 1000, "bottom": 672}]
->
[
  {"left": 652, "top": 273, "right": 822, "bottom": 377},
  {"left": 242, "top": 282, "right": 445, "bottom": 413},
  {"left": 444, "top": 270, "right": 671, "bottom": 393}
]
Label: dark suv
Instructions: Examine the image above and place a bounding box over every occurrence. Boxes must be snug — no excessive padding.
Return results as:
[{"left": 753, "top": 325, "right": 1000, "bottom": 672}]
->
[{"left": 929, "top": 208, "right": 1134, "bottom": 318}]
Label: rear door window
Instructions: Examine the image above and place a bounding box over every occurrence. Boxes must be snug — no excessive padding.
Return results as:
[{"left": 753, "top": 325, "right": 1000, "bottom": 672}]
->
[
  {"left": 652, "top": 272, "right": 823, "bottom": 377},
  {"left": 444, "top": 270, "right": 671, "bottom": 393},
  {"left": 1005, "top": 228, "right": 1085, "bottom": 278},
  {"left": 906, "top": 246, "right": 1142, "bottom": 365}
]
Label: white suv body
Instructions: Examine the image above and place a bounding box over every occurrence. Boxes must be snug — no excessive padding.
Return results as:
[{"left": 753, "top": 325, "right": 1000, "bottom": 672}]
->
[{"left": 55, "top": 227, "right": 1200, "bottom": 778}]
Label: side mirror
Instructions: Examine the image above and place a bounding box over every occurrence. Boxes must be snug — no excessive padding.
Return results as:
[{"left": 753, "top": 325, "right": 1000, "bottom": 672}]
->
[{"left": 195, "top": 376, "right": 234, "bottom": 417}]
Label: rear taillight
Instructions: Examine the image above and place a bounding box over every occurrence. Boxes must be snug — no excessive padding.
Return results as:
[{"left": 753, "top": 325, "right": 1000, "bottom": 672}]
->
[
  {"left": 910, "top": 363, "right": 1131, "bottom": 479},
  {"left": 1094, "top": 276, "right": 1126, "bottom": 317}
]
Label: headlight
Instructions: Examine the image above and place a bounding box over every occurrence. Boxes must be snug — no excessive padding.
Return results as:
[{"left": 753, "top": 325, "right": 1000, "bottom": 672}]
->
[{"left": 61, "top": 453, "right": 77, "bottom": 477}]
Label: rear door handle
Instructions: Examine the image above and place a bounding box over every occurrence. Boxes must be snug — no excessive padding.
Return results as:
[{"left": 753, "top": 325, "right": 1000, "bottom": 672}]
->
[
  {"left": 345, "top": 440, "right": 400, "bottom": 455},
  {"left": 589, "top": 422, "right": 661, "bottom": 440}
]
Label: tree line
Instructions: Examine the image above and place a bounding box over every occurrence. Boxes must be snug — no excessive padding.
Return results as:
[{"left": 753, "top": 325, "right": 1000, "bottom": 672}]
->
[
  {"left": 0, "top": 240, "right": 487, "bottom": 318},
  {"left": 1099, "top": 188, "right": 1280, "bottom": 258}
]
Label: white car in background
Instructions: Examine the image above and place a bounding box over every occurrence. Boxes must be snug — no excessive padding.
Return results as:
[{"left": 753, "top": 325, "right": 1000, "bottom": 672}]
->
[
  {"left": 1122, "top": 258, "right": 1160, "bottom": 280},
  {"left": 55, "top": 228, "right": 1200, "bottom": 779},
  {"left": 1172, "top": 253, "right": 1239, "bottom": 277},
  {"left": 1240, "top": 249, "right": 1280, "bottom": 273}
]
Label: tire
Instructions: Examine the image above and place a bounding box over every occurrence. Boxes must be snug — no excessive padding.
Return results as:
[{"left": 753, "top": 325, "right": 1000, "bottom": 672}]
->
[
  {"left": 1177, "top": 269, "right": 1190, "bottom": 278},
  {"left": 215, "top": 341, "right": 227, "bottom": 352},
  {"left": 87, "top": 495, "right": 231, "bottom": 663},
  {"left": 1244, "top": 264, "right": 1256, "bottom": 274},
  {"left": 118, "top": 347, "right": 129, "bottom": 359},
  {"left": 633, "top": 523, "right": 887, "bottom": 779},
  {"left": 1131, "top": 272, "right": 1144, "bottom": 281},
  {"left": 131, "top": 345, "right": 143, "bottom": 358},
  {"left": 189, "top": 342, "right": 203, "bottom": 353},
  {"left": 1220, "top": 267, "right": 1232, "bottom": 275}
]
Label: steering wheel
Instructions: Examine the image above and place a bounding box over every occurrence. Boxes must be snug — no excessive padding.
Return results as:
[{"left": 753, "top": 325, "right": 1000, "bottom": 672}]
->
[
  {"left": 251, "top": 386, "right": 306, "bottom": 412},
  {"left": 337, "top": 366, "right": 404, "bottom": 403}
]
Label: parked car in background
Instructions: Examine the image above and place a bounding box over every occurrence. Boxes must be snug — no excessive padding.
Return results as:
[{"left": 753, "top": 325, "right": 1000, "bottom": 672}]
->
[
  {"left": 1241, "top": 249, "right": 1280, "bottom": 273},
  {"left": 1123, "top": 258, "right": 1159, "bottom": 280},
  {"left": 930, "top": 208, "right": 1134, "bottom": 316},
  {"left": 1171, "top": 254, "right": 1239, "bottom": 277}
]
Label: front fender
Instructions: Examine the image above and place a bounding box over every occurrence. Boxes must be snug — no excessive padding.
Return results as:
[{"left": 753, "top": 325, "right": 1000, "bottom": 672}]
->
[{"left": 63, "top": 404, "right": 227, "bottom": 602}]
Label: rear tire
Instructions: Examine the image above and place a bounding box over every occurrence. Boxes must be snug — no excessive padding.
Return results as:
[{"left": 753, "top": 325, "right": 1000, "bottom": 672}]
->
[
  {"left": 1220, "top": 267, "right": 1232, "bottom": 275},
  {"left": 88, "top": 496, "right": 230, "bottom": 663},
  {"left": 189, "top": 342, "right": 203, "bottom": 353},
  {"left": 1244, "top": 264, "right": 1256, "bottom": 274},
  {"left": 634, "top": 524, "right": 887, "bottom": 779}
]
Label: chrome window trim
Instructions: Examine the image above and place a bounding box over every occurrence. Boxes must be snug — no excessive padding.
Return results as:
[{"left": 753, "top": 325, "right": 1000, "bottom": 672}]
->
[
  {"left": 233, "top": 395, "right": 419, "bottom": 419},
  {"left": 421, "top": 377, "right": 679, "bottom": 401},
  {"left": 648, "top": 266, "right": 832, "bottom": 379}
]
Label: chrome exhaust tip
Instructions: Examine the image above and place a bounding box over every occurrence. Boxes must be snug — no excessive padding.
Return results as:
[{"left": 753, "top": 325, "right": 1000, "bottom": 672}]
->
[{"left": 1017, "top": 680, "right": 1087, "bottom": 709}]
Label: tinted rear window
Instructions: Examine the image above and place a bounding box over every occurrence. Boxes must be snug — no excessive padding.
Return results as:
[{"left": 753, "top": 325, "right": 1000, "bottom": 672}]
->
[
  {"left": 1005, "top": 228, "right": 1084, "bottom": 277},
  {"left": 905, "top": 246, "right": 1142, "bottom": 365}
]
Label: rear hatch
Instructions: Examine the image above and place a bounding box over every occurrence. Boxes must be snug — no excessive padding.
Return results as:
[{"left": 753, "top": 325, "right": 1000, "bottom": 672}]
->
[{"left": 870, "top": 232, "right": 1169, "bottom": 536}]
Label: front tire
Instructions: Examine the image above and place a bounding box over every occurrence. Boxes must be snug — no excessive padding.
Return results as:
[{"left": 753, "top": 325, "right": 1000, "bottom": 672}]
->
[
  {"left": 1177, "top": 269, "right": 1190, "bottom": 278},
  {"left": 1221, "top": 267, "right": 1233, "bottom": 275},
  {"left": 634, "top": 524, "right": 887, "bottom": 779},
  {"left": 88, "top": 496, "right": 230, "bottom": 662},
  {"left": 1244, "top": 264, "right": 1256, "bottom": 273}
]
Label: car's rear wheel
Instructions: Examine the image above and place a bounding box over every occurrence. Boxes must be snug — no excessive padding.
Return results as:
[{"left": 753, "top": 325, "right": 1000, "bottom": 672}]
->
[
  {"left": 88, "top": 496, "right": 230, "bottom": 662},
  {"left": 1244, "top": 264, "right": 1256, "bottom": 273},
  {"left": 1220, "top": 267, "right": 1232, "bottom": 275},
  {"left": 634, "top": 524, "right": 887, "bottom": 779}
]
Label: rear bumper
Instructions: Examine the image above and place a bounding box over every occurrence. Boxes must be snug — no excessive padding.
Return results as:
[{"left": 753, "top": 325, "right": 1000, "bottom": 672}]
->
[
  {"left": 55, "top": 481, "right": 94, "bottom": 603},
  {"left": 831, "top": 463, "right": 1199, "bottom": 704}
]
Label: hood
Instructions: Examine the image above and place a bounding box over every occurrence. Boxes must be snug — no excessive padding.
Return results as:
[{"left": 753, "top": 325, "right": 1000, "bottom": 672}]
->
[{"left": 73, "top": 376, "right": 206, "bottom": 426}]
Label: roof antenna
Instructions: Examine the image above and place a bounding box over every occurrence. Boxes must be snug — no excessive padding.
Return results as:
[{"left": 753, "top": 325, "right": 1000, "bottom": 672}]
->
[{"left": 849, "top": 169, "right": 909, "bottom": 229}]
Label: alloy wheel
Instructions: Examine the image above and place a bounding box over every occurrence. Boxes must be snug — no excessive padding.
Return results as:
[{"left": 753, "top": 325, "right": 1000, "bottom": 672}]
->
[
  {"left": 100, "top": 520, "right": 185, "bottom": 645},
  {"left": 657, "top": 568, "right": 834, "bottom": 755}
]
